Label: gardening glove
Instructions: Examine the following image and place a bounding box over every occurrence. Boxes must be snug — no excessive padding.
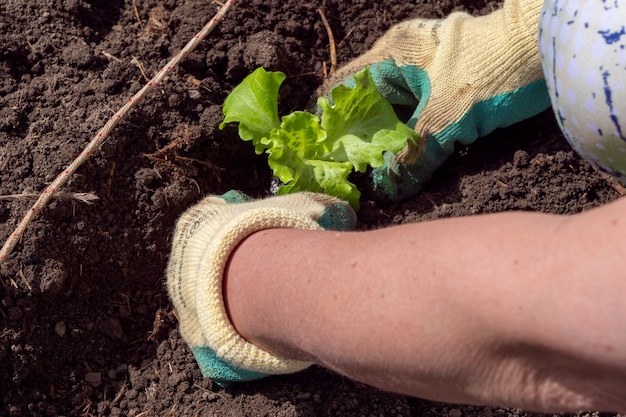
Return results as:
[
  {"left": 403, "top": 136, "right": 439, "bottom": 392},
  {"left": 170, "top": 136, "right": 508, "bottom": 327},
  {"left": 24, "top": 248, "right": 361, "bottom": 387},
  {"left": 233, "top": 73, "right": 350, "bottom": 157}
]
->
[
  {"left": 320, "top": 0, "right": 550, "bottom": 203},
  {"left": 166, "top": 191, "right": 356, "bottom": 387}
]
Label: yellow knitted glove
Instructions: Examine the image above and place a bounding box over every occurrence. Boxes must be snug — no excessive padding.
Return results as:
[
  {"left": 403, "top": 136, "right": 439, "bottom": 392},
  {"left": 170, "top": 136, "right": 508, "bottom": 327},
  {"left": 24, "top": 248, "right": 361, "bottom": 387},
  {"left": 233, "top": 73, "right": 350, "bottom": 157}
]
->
[
  {"left": 166, "top": 191, "right": 356, "bottom": 386},
  {"left": 321, "top": 0, "right": 549, "bottom": 202}
]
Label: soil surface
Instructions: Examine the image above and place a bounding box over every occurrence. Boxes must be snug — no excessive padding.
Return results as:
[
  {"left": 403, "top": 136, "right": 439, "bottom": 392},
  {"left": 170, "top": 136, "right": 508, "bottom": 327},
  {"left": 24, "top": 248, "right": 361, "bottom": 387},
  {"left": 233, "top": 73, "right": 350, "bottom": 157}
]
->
[{"left": 0, "top": 0, "right": 621, "bottom": 416}]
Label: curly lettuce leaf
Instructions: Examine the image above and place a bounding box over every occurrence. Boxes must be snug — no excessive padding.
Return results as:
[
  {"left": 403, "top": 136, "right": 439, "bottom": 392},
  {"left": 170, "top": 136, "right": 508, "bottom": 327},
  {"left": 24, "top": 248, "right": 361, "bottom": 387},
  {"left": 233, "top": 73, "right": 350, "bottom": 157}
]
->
[
  {"left": 318, "top": 70, "right": 419, "bottom": 173},
  {"left": 267, "top": 112, "right": 360, "bottom": 208},
  {"left": 218, "top": 67, "right": 284, "bottom": 153},
  {"left": 219, "top": 67, "right": 420, "bottom": 210}
]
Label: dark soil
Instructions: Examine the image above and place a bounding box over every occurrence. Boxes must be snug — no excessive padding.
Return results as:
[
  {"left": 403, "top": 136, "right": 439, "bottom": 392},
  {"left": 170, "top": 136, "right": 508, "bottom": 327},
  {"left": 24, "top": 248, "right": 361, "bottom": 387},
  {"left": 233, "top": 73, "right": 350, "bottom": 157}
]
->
[{"left": 0, "top": 0, "right": 620, "bottom": 416}]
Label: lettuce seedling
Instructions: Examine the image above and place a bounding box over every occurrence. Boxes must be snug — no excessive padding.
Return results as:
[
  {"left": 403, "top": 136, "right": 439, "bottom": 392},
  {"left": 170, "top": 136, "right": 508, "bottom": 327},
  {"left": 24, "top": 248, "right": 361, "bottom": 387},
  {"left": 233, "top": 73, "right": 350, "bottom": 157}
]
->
[{"left": 219, "top": 67, "right": 419, "bottom": 210}]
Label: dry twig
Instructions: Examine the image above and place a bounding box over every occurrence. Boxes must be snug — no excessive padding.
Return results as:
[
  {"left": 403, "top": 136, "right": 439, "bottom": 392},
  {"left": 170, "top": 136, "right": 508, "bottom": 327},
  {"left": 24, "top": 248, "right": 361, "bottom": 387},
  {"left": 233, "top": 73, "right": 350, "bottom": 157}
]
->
[
  {"left": 131, "top": 56, "right": 151, "bottom": 82},
  {"left": 0, "top": 191, "right": 98, "bottom": 204},
  {"left": 317, "top": 8, "right": 337, "bottom": 75},
  {"left": 0, "top": 0, "right": 237, "bottom": 264},
  {"left": 101, "top": 51, "right": 123, "bottom": 62},
  {"left": 598, "top": 170, "right": 626, "bottom": 196},
  {"left": 132, "top": 0, "right": 144, "bottom": 30}
]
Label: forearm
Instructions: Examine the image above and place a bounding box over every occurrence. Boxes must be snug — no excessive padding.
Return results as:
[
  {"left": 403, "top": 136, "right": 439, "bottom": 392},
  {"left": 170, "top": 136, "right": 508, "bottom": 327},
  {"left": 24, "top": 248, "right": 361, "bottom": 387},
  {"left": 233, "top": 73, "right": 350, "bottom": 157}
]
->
[{"left": 224, "top": 197, "right": 626, "bottom": 411}]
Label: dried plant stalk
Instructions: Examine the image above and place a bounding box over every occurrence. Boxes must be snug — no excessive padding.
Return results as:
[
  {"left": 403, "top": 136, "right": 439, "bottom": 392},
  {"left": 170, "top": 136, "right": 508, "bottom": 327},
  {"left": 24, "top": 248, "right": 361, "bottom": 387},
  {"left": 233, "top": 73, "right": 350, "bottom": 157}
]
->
[
  {"left": 317, "top": 8, "right": 337, "bottom": 74},
  {"left": 0, "top": 192, "right": 98, "bottom": 204},
  {"left": 0, "top": 0, "right": 236, "bottom": 263}
]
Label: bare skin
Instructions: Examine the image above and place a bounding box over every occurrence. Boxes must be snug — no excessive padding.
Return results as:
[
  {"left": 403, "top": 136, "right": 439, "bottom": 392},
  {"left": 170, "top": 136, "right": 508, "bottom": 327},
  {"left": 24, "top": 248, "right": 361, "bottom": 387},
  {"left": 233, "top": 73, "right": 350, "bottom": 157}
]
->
[{"left": 224, "top": 196, "right": 626, "bottom": 413}]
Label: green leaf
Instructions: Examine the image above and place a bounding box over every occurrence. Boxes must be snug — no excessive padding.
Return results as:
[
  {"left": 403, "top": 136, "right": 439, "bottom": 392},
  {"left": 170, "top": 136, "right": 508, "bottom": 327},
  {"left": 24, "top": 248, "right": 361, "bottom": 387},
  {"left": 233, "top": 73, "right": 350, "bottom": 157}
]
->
[
  {"left": 219, "top": 67, "right": 285, "bottom": 153},
  {"left": 318, "top": 69, "right": 419, "bottom": 172},
  {"left": 277, "top": 160, "right": 360, "bottom": 210},
  {"left": 265, "top": 112, "right": 361, "bottom": 209}
]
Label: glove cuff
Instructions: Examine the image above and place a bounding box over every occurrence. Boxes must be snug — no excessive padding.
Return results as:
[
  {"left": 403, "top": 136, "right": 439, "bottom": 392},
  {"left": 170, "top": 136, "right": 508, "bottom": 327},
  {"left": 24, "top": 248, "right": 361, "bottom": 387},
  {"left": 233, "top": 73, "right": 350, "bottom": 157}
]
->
[{"left": 193, "top": 207, "right": 319, "bottom": 375}]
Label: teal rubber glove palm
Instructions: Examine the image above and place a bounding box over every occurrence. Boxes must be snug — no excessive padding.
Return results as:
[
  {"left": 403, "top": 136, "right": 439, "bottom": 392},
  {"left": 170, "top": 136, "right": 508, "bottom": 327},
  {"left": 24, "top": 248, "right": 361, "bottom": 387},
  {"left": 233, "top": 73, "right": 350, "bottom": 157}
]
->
[
  {"left": 320, "top": 0, "right": 549, "bottom": 203},
  {"left": 166, "top": 191, "right": 356, "bottom": 387}
]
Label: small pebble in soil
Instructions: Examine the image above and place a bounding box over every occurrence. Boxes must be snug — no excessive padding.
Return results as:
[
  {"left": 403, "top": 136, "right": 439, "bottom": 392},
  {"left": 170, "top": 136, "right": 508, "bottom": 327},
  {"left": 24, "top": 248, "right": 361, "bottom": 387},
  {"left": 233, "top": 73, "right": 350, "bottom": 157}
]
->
[
  {"left": 168, "top": 372, "right": 186, "bottom": 387},
  {"left": 296, "top": 392, "right": 311, "bottom": 400},
  {"left": 54, "top": 321, "right": 66, "bottom": 337},
  {"left": 125, "top": 388, "right": 139, "bottom": 400},
  {"left": 513, "top": 150, "right": 530, "bottom": 167},
  {"left": 97, "top": 401, "right": 110, "bottom": 415},
  {"left": 448, "top": 408, "right": 462, "bottom": 417}
]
